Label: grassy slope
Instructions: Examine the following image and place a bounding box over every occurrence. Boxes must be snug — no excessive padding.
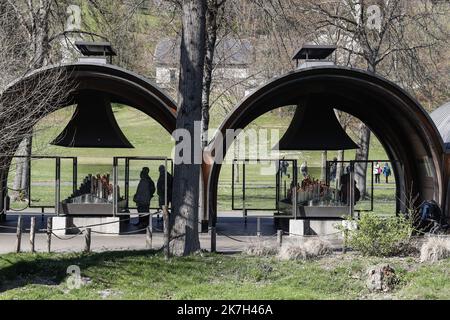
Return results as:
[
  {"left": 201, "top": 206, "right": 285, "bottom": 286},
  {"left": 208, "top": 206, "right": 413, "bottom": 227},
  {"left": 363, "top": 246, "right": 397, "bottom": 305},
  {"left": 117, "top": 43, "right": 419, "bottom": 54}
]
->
[{"left": 0, "top": 251, "right": 448, "bottom": 300}]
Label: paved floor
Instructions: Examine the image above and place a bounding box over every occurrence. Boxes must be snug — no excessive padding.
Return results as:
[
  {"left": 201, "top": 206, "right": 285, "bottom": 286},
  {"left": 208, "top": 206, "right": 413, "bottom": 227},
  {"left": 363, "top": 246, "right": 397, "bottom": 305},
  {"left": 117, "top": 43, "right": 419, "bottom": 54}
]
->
[
  {"left": 0, "top": 179, "right": 394, "bottom": 254},
  {"left": 0, "top": 213, "right": 296, "bottom": 254}
]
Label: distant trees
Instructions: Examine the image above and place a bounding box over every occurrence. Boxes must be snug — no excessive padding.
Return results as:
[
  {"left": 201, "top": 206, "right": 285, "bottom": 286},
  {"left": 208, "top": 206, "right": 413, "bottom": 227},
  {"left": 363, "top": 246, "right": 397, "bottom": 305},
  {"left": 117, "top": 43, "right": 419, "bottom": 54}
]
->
[
  {"left": 298, "top": 0, "right": 449, "bottom": 197},
  {"left": 0, "top": 2, "right": 70, "bottom": 210}
]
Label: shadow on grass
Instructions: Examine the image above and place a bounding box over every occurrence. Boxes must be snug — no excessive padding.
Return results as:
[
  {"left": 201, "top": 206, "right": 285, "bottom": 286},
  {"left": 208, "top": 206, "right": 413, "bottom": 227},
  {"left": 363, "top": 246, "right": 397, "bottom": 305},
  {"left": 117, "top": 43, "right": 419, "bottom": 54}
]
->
[{"left": 0, "top": 250, "right": 163, "bottom": 293}]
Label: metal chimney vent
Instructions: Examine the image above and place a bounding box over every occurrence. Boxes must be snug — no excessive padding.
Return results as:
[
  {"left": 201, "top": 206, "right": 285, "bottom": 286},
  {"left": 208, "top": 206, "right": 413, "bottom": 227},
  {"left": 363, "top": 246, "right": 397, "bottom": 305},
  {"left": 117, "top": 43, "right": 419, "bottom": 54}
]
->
[{"left": 293, "top": 44, "right": 337, "bottom": 69}]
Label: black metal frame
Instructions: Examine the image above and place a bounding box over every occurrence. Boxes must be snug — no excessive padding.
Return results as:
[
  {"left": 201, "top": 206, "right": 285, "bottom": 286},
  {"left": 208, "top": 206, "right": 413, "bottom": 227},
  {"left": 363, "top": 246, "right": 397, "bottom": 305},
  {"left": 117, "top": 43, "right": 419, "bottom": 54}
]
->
[
  {"left": 114, "top": 156, "right": 174, "bottom": 212},
  {"left": 8, "top": 156, "right": 77, "bottom": 211},
  {"left": 231, "top": 159, "right": 297, "bottom": 214},
  {"left": 230, "top": 158, "right": 401, "bottom": 218},
  {"left": 326, "top": 159, "right": 400, "bottom": 213}
]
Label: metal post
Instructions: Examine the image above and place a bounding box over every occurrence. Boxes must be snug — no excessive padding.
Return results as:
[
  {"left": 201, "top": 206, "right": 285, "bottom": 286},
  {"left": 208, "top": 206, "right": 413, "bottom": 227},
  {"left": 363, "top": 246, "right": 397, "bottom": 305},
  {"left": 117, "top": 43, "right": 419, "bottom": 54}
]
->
[
  {"left": 55, "top": 158, "right": 61, "bottom": 216},
  {"left": 277, "top": 230, "right": 283, "bottom": 247},
  {"left": 349, "top": 162, "right": 355, "bottom": 218},
  {"left": 257, "top": 217, "right": 261, "bottom": 237},
  {"left": 163, "top": 205, "right": 170, "bottom": 259},
  {"left": 371, "top": 161, "right": 375, "bottom": 212},
  {"left": 210, "top": 226, "right": 216, "bottom": 253},
  {"left": 73, "top": 157, "right": 78, "bottom": 195},
  {"left": 275, "top": 160, "right": 279, "bottom": 211},
  {"left": 231, "top": 160, "right": 235, "bottom": 210},
  {"left": 27, "top": 156, "right": 31, "bottom": 205},
  {"left": 125, "top": 158, "right": 130, "bottom": 209},
  {"left": 242, "top": 162, "right": 246, "bottom": 223},
  {"left": 164, "top": 158, "right": 168, "bottom": 209},
  {"left": 293, "top": 160, "right": 298, "bottom": 220},
  {"left": 113, "top": 157, "right": 118, "bottom": 217}
]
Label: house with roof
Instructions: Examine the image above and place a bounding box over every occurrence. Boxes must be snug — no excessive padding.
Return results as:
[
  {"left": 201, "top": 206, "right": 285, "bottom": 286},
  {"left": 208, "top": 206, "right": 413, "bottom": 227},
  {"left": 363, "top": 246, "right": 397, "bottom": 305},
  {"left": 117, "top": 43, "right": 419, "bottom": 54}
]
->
[{"left": 154, "top": 37, "right": 255, "bottom": 96}]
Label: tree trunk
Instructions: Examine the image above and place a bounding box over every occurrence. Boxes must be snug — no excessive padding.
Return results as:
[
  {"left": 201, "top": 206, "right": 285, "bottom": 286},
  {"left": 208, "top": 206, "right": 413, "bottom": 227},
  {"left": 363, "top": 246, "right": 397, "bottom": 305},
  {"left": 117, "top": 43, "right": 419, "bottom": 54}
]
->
[
  {"left": 354, "top": 123, "right": 371, "bottom": 199},
  {"left": 354, "top": 63, "right": 375, "bottom": 199},
  {"left": 170, "top": 0, "right": 206, "bottom": 256},
  {"left": 201, "top": 0, "right": 220, "bottom": 148},
  {"left": 12, "top": 1, "right": 51, "bottom": 202},
  {"left": 20, "top": 136, "right": 32, "bottom": 199}
]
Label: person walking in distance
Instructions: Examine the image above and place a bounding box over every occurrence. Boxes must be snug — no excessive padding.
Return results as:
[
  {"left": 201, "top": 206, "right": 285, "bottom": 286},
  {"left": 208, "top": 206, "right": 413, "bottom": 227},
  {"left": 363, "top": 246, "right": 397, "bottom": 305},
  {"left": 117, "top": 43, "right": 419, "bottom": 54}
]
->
[
  {"left": 383, "top": 162, "right": 392, "bottom": 184},
  {"left": 374, "top": 162, "right": 381, "bottom": 184}
]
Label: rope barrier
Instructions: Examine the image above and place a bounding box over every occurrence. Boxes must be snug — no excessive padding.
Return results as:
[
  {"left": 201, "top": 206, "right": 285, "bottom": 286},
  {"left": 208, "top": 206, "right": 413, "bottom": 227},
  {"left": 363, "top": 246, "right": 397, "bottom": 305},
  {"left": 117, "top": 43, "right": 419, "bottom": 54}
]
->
[
  {"left": 216, "top": 231, "right": 249, "bottom": 243},
  {"left": 37, "top": 212, "right": 152, "bottom": 232},
  {"left": 0, "top": 225, "right": 19, "bottom": 230},
  {"left": 7, "top": 187, "right": 26, "bottom": 192},
  {"left": 283, "top": 231, "right": 342, "bottom": 238},
  {"left": 51, "top": 230, "right": 84, "bottom": 241},
  {"left": 8, "top": 206, "right": 30, "bottom": 212},
  {"left": 91, "top": 227, "right": 149, "bottom": 235}
]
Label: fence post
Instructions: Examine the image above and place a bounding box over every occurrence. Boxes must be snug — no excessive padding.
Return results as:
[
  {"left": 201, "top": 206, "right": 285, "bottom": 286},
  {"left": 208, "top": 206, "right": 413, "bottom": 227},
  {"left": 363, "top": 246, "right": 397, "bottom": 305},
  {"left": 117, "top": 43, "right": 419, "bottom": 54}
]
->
[
  {"left": 343, "top": 229, "right": 348, "bottom": 254},
  {"left": 30, "top": 217, "right": 36, "bottom": 253},
  {"left": 47, "top": 217, "right": 52, "bottom": 253},
  {"left": 15, "top": 216, "right": 22, "bottom": 253},
  {"left": 84, "top": 228, "right": 91, "bottom": 253},
  {"left": 210, "top": 226, "right": 216, "bottom": 253},
  {"left": 146, "top": 226, "right": 152, "bottom": 250},
  {"left": 257, "top": 217, "right": 261, "bottom": 237},
  {"left": 277, "top": 230, "right": 283, "bottom": 247},
  {"left": 163, "top": 206, "right": 170, "bottom": 260}
]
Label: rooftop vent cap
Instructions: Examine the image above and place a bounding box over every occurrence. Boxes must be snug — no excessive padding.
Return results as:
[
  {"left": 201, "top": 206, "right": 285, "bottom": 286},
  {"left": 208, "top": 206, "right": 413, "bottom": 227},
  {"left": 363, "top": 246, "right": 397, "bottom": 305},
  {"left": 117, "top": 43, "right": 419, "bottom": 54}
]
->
[
  {"left": 75, "top": 41, "right": 117, "bottom": 64},
  {"left": 293, "top": 44, "right": 337, "bottom": 69}
]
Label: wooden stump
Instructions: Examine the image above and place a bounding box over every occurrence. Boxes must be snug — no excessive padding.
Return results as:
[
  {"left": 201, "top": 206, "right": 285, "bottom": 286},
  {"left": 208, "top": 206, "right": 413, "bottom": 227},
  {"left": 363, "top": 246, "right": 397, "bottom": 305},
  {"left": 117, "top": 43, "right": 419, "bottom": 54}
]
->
[
  {"left": 15, "top": 216, "right": 22, "bottom": 253},
  {"left": 30, "top": 217, "right": 36, "bottom": 253}
]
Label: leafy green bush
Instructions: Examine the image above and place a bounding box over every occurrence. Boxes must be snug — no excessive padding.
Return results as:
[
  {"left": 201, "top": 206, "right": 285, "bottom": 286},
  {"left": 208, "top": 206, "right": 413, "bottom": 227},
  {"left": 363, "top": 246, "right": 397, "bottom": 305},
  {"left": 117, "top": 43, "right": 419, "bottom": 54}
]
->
[{"left": 342, "top": 213, "right": 413, "bottom": 257}]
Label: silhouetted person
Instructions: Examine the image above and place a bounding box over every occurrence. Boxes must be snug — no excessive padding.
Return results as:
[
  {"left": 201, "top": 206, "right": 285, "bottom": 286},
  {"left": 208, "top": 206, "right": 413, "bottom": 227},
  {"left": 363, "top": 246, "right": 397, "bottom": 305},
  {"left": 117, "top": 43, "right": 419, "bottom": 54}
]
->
[
  {"left": 329, "top": 157, "right": 338, "bottom": 181},
  {"left": 339, "top": 166, "right": 360, "bottom": 205},
  {"left": 300, "top": 161, "right": 308, "bottom": 178},
  {"left": 157, "top": 165, "right": 173, "bottom": 209},
  {"left": 133, "top": 167, "right": 155, "bottom": 227}
]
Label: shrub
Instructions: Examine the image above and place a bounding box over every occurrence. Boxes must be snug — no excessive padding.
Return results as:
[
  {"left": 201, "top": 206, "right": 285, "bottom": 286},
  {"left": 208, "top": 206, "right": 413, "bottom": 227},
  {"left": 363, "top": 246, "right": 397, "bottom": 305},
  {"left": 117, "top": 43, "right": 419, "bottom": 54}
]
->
[
  {"left": 420, "top": 237, "right": 450, "bottom": 263},
  {"left": 343, "top": 213, "right": 413, "bottom": 257},
  {"left": 278, "top": 238, "right": 332, "bottom": 260}
]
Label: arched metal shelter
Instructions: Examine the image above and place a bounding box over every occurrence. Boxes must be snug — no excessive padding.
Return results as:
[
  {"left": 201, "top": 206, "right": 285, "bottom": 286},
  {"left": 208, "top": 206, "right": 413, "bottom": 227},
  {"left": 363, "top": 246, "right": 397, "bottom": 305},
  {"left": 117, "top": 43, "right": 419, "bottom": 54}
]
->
[
  {"left": 431, "top": 101, "right": 450, "bottom": 214},
  {"left": 204, "top": 66, "right": 448, "bottom": 227},
  {"left": 0, "top": 62, "right": 178, "bottom": 215},
  {"left": 431, "top": 102, "right": 450, "bottom": 151}
]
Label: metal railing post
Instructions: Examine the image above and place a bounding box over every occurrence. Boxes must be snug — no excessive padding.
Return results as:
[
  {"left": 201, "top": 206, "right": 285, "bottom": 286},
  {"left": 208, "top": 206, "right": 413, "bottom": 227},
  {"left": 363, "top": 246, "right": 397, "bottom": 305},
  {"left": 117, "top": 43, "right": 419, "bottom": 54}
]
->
[
  {"left": 113, "top": 157, "right": 118, "bottom": 217},
  {"left": 55, "top": 157, "right": 61, "bottom": 216},
  {"left": 257, "top": 217, "right": 261, "bottom": 237},
  {"left": 349, "top": 162, "right": 355, "bottom": 218}
]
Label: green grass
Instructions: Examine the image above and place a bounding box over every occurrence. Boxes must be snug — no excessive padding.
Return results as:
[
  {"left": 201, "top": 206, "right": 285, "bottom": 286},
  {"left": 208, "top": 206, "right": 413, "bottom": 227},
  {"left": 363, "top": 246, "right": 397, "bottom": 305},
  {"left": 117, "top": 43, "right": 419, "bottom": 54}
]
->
[{"left": 0, "top": 251, "right": 448, "bottom": 300}]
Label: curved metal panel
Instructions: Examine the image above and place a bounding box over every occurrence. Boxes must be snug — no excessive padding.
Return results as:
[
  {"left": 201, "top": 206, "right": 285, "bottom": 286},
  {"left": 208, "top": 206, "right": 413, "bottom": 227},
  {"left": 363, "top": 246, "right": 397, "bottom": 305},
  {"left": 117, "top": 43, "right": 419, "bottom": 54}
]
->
[{"left": 205, "top": 66, "right": 447, "bottom": 224}]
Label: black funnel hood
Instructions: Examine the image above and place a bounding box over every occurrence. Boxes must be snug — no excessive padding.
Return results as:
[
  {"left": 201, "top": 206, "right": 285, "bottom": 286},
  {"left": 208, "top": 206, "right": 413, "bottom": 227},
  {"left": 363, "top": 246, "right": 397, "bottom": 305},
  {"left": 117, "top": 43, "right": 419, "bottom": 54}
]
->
[
  {"left": 51, "top": 90, "right": 134, "bottom": 148},
  {"left": 274, "top": 98, "right": 359, "bottom": 151}
]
